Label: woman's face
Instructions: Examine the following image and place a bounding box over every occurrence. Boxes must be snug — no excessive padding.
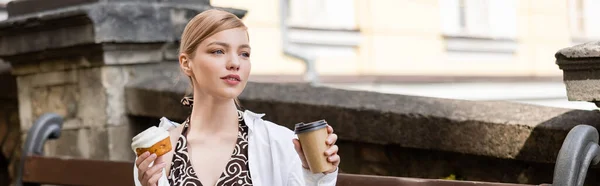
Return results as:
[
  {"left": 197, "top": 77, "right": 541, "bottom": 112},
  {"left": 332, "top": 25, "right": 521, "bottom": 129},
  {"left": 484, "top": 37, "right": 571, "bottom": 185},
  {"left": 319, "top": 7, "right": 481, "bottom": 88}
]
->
[{"left": 181, "top": 27, "right": 251, "bottom": 100}]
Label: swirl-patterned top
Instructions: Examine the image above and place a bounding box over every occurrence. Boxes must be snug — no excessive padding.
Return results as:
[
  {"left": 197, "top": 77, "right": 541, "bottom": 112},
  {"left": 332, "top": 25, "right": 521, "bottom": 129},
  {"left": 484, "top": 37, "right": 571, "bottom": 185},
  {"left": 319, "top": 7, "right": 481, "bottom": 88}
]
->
[{"left": 168, "top": 97, "right": 253, "bottom": 186}]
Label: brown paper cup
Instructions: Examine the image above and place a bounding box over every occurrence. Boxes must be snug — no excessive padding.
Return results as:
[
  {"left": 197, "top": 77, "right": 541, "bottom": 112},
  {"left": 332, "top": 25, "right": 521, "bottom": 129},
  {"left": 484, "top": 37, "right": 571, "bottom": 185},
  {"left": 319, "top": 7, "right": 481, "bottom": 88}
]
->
[{"left": 295, "top": 120, "right": 334, "bottom": 173}]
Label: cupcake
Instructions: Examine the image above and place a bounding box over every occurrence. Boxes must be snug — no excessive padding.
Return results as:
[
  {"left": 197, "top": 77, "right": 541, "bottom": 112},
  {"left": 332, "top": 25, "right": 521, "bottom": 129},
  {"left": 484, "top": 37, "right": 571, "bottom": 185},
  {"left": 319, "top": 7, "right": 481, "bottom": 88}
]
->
[{"left": 131, "top": 126, "right": 172, "bottom": 157}]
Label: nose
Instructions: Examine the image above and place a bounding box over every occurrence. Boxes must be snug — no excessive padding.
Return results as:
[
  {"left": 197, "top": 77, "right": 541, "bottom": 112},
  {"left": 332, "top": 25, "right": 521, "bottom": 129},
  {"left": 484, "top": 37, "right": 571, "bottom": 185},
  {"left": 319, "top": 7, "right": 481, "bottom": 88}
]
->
[{"left": 226, "top": 53, "right": 240, "bottom": 71}]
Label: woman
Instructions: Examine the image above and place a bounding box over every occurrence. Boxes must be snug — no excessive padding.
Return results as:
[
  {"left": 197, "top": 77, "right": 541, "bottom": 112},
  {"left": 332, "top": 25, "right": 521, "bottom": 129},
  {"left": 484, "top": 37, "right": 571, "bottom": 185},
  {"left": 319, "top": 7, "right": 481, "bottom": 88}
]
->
[{"left": 133, "top": 9, "right": 340, "bottom": 186}]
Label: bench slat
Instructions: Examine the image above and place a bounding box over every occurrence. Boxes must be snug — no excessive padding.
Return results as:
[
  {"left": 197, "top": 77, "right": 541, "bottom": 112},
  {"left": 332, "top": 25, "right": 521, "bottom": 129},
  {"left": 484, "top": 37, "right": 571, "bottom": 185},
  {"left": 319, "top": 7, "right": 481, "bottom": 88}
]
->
[
  {"left": 22, "top": 156, "right": 549, "bottom": 186},
  {"left": 336, "top": 174, "right": 544, "bottom": 186},
  {"left": 23, "top": 156, "right": 133, "bottom": 186}
]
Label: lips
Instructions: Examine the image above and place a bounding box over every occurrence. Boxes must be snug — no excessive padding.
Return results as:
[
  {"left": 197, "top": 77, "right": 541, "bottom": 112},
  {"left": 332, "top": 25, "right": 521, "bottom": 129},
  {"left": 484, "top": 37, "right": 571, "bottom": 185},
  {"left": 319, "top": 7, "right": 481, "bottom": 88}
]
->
[
  {"left": 220, "top": 74, "right": 241, "bottom": 81},
  {"left": 220, "top": 74, "right": 241, "bottom": 85}
]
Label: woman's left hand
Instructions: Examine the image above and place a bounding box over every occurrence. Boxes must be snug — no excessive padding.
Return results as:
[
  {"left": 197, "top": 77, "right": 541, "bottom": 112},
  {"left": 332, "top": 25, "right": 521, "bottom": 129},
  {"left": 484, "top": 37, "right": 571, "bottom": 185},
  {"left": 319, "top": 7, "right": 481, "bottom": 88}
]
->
[{"left": 293, "top": 125, "right": 340, "bottom": 174}]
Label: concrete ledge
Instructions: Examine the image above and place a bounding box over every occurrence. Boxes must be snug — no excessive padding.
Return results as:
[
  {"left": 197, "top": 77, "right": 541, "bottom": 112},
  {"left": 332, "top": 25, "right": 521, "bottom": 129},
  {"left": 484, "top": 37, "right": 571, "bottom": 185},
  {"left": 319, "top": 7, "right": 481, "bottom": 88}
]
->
[
  {"left": 0, "top": 1, "right": 246, "bottom": 59},
  {"left": 556, "top": 41, "right": 600, "bottom": 59},
  {"left": 125, "top": 75, "right": 600, "bottom": 164},
  {"left": 556, "top": 41, "right": 600, "bottom": 102}
]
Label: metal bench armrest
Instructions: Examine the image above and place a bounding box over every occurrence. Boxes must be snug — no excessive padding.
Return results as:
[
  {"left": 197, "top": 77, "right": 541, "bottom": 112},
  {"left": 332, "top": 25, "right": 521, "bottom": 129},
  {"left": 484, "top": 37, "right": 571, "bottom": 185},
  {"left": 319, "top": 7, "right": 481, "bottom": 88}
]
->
[
  {"left": 14, "top": 113, "right": 63, "bottom": 186},
  {"left": 553, "top": 125, "right": 600, "bottom": 186}
]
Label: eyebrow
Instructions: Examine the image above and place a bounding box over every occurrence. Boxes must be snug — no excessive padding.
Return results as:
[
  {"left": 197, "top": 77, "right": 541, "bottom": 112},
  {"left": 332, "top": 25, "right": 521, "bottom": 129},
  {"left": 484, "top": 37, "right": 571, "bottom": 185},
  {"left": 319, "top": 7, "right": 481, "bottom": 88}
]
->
[
  {"left": 239, "top": 44, "right": 251, "bottom": 50},
  {"left": 207, "top": 42, "right": 251, "bottom": 50}
]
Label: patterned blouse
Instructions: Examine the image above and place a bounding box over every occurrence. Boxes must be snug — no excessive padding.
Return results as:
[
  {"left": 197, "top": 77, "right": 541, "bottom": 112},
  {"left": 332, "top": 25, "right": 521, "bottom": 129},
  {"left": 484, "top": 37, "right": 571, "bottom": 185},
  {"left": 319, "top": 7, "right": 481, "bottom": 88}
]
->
[{"left": 167, "top": 97, "right": 253, "bottom": 186}]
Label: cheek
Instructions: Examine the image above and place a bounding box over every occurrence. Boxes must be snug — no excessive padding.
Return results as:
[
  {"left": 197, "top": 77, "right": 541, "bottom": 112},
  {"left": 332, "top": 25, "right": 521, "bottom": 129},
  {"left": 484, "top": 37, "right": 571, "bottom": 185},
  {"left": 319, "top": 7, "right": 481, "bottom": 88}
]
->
[
  {"left": 191, "top": 58, "right": 219, "bottom": 82},
  {"left": 198, "top": 55, "right": 223, "bottom": 71},
  {"left": 242, "top": 60, "right": 251, "bottom": 76}
]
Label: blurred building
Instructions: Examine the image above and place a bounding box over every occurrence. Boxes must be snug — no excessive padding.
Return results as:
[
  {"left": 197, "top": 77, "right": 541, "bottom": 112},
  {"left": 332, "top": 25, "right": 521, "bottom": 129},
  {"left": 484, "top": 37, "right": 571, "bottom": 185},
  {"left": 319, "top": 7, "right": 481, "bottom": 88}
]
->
[
  {"left": 210, "top": 0, "right": 599, "bottom": 77},
  {"left": 0, "top": 0, "right": 596, "bottom": 109},
  {"left": 211, "top": 0, "right": 599, "bottom": 109}
]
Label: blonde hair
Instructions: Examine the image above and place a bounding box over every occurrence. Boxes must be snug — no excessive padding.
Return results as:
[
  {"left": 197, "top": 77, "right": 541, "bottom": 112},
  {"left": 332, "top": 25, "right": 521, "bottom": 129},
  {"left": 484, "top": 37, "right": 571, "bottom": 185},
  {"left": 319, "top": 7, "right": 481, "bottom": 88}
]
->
[{"left": 180, "top": 9, "right": 247, "bottom": 109}]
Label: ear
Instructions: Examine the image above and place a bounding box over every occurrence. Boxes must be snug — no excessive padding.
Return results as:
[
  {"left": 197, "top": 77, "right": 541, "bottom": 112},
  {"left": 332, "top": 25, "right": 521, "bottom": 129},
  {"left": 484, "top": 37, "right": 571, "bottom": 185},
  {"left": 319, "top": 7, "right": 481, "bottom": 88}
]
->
[{"left": 179, "top": 53, "right": 193, "bottom": 76}]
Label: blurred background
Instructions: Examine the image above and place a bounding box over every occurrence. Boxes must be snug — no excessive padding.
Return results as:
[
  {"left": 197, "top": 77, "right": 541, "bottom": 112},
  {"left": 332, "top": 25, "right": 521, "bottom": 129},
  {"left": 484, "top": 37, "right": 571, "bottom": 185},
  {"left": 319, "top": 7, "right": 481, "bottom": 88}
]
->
[
  {"left": 216, "top": 0, "right": 595, "bottom": 110},
  {"left": 0, "top": 0, "right": 595, "bottom": 109},
  {"left": 2, "top": 0, "right": 600, "bottom": 185}
]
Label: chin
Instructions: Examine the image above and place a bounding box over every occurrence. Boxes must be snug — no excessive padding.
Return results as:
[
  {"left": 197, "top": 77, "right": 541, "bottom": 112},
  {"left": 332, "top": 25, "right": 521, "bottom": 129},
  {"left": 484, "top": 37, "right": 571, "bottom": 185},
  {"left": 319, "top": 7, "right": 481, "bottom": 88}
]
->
[{"left": 218, "top": 88, "right": 243, "bottom": 99}]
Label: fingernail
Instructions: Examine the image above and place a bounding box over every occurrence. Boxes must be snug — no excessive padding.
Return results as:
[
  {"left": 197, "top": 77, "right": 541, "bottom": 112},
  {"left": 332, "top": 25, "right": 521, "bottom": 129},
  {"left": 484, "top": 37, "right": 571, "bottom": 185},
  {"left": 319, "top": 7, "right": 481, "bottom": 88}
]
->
[{"left": 151, "top": 154, "right": 157, "bottom": 158}]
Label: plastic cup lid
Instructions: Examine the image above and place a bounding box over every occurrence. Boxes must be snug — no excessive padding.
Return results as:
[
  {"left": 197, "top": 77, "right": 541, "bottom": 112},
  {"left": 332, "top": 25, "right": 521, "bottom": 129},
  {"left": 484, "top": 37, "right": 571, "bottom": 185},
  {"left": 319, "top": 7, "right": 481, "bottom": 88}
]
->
[{"left": 294, "top": 120, "right": 327, "bottom": 134}]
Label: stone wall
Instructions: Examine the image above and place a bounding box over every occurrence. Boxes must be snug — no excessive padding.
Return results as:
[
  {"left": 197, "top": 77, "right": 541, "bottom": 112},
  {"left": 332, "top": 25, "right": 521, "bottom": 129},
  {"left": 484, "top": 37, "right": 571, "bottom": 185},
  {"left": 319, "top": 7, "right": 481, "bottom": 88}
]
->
[
  {"left": 125, "top": 70, "right": 600, "bottom": 185},
  {"left": 127, "top": 73, "right": 600, "bottom": 163},
  {"left": 12, "top": 60, "right": 186, "bottom": 162},
  {"left": 15, "top": 64, "right": 129, "bottom": 161},
  {"left": 339, "top": 141, "right": 600, "bottom": 184},
  {"left": 0, "top": 0, "right": 246, "bottom": 165}
]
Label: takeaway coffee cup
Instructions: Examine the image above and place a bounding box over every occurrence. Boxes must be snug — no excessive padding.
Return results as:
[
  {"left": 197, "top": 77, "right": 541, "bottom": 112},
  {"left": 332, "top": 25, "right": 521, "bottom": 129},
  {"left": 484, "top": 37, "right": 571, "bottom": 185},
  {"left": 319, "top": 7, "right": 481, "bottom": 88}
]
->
[{"left": 295, "top": 120, "right": 334, "bottom": 173}]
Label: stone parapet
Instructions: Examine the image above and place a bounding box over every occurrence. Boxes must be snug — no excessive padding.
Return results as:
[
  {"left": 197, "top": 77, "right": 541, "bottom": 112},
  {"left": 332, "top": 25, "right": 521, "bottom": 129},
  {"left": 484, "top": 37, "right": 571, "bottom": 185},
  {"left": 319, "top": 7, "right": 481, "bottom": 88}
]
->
[
  {"left": 0, "top": 1, "right": 245, "bottom": 69},
  {"left": 556, "top": 41, "right": 600, "bottom": 104},
  {"left": 5, "top": 0, "right": 212, "bottom": 17},
  {"left": 125, "top": 69, "right": 600, "bottom": 164}
]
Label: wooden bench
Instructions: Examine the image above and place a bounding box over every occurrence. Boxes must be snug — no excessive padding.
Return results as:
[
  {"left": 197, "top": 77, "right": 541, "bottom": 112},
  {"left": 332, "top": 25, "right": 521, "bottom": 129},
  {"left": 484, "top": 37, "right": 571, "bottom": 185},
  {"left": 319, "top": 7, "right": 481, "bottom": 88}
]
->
[
  {"left": 21, "top": 156, "right": 132, "bottom": 186},
  {"left": 13, "top": 113, "right": 598, "bottom": 186},
  {"left": 19, "top": 155, "right": 545, "bottom": 186}
]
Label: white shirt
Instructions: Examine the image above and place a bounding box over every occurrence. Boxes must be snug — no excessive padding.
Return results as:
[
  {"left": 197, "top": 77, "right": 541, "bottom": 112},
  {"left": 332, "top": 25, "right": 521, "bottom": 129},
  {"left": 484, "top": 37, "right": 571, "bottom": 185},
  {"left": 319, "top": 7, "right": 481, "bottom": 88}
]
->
[{"left": 133, "top": 110, "right": 338, "bottom": 186}]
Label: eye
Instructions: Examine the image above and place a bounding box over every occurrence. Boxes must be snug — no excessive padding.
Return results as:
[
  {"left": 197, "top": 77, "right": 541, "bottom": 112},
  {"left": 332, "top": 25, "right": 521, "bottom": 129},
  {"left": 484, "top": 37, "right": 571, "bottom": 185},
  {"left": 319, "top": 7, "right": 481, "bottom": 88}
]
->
[
  {"left": 212, "top": 49, "right": 224, "bottom": 55},
  {"left": 241, "top": 52, "right": 250, "bottom": 58}
]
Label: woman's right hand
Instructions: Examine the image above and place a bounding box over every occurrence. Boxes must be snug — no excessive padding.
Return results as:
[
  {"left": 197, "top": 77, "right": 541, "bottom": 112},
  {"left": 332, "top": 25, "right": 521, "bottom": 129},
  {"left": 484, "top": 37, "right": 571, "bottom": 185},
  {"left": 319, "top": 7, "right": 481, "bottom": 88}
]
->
[{"left": 135, "top": 152, "right": 167, "bottom": 186}]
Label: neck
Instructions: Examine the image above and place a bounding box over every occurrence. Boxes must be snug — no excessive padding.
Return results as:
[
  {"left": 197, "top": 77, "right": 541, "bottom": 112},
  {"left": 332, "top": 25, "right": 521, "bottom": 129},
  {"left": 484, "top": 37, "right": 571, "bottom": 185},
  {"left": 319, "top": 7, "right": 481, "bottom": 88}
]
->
[{"left": 188, "top": 91, "right": 239, "bottom": 135}]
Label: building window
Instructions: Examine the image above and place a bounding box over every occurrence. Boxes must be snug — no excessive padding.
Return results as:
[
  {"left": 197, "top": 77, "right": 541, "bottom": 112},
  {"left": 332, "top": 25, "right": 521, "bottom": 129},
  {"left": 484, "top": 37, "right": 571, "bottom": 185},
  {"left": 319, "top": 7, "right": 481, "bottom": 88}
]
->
[
  {"left": 570, "top": 0, "right": 585, "bottom": 36},
  {"left": 569, "top": 0, "right": 600, "bottom": 42},
  {"left": 288, "top": 0, "right": 357, "bottom": 30},
  {"left": 458, "top": 0, "right": 467, "bottom": 29},
  {"left": 284, "top": 0, "right": 361, "bottom": 58},
  {"left": 455, "top": 0, "right": 490, "bottom": 37},
  {"left": 440, "top": 0, "right": 515, "bottom": 38},
  {"left": 440, "top": 0, "right": 517, "bottom": 55}
]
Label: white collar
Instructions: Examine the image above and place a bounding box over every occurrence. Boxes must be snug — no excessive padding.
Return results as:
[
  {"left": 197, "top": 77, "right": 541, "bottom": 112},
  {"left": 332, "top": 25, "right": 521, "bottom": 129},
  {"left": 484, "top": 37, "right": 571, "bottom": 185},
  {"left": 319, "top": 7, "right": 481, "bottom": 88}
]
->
[{"left": 242, "top": 110, "right": 265, "bottom": 131}]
